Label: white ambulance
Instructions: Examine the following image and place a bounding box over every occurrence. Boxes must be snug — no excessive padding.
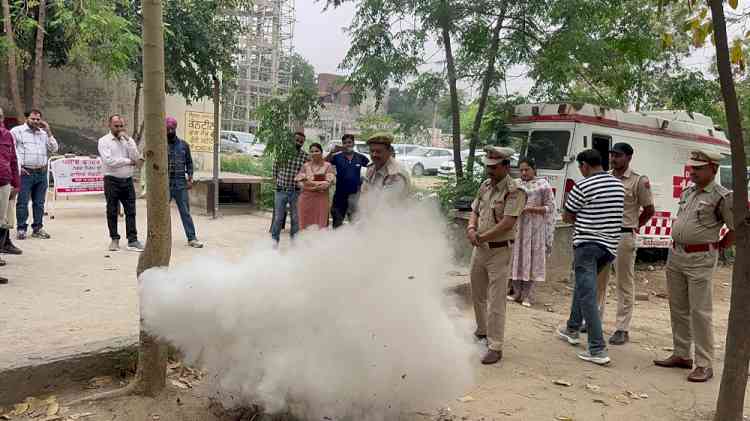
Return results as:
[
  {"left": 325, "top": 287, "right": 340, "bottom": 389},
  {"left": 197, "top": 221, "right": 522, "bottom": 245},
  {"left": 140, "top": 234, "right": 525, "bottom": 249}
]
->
[{"left": 506, "top": 103, "right": 734, "bottom": 249}]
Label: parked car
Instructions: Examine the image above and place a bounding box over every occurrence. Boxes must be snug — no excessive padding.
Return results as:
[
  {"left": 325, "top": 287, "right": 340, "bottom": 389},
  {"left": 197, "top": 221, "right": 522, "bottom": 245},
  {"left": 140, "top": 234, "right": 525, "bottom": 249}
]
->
[
  {"left": 399, "top": 147, "right": 454, "bottom": 176},
  {"left": 220, "top": 130, "right": 265, "bottom": 157},
  {"left": 393, "top": 143, "right": 422, "bottom": 157},
  {"left": 437, "top": 150, "right": 519, "bottom": 178}
]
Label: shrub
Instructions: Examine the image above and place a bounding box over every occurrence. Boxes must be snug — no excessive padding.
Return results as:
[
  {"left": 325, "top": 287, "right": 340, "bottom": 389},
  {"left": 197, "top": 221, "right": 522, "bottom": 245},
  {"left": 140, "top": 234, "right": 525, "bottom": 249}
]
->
[
  {"left": 220, "top": 155, "right": 275, "bottom": 209},
  {"left": 432, "top": 174, "right": 483, "bottom": 214}
]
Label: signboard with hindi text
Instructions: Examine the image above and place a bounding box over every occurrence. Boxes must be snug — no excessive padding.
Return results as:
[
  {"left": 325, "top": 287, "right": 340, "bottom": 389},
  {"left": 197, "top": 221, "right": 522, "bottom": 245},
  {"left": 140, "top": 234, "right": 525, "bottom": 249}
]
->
[
  {"left": 185, "top": 111, "right": 215, "bottom": 153},
  {"left": 49, "top": 157, "right": 104, "bottom": 195}
]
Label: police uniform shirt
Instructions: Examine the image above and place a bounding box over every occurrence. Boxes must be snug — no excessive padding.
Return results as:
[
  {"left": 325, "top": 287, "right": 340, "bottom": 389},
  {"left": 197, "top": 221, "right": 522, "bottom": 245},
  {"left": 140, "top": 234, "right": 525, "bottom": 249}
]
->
[
  {"left": 613, "top": 168, "right": 654, "bottom": 229},
  {"left": 471, "top": 175, "right": 526, "bottom": 242},
  {"left": 671, "top": 181, "right": 734, "bottom": 245}
]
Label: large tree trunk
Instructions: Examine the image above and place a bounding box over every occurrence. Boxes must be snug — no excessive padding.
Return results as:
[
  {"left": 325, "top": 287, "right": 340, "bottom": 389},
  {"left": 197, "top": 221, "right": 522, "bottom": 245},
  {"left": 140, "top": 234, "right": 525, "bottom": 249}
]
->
[
  {"left": 710, "top": 1, "right": 750, "bottom": 420},
  {"left": 23, "top": 67, "right": 33, "bottom": 113},
  {"left": 31, "top": 0, "right": 47, "bottom": 110},
  {"left": 135, "top": 0, "right": 170, "bottom": 397},
  {"left": 1, "top": 0, "right": 24, "bottom": 120},
  {"left": 440, "top": 1, "right": 462, "bottom": 179},
  {"left": 467, "top": 13, "right": 505, "bottom": 176}
]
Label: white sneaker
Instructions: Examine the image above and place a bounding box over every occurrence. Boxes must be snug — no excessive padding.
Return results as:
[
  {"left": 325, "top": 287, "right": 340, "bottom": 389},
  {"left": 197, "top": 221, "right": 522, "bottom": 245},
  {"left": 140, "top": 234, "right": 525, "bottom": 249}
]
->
[
  {"left": 127, "top": 241, "right": 145, "bottom": 252},
  {"left": 108, "top": 240, "right": 120, "bottom": 251},
  {"left": 188, "top": 240, "right": 204, "bottom": 248},
  {"left": 522, "top": 301, "right": 532, "bottom": 308},
  {"left": 577, "top": 350, "right": 611, "bottom": 365}
]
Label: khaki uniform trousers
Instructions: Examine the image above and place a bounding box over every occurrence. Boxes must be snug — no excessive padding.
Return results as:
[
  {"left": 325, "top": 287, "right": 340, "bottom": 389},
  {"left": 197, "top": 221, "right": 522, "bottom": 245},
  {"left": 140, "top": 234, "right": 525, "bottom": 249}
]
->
[
  {"left": 0, "top": 184, "right": 10, "bottom": 227},
  {"left": 470, "top": 245, "right": 512, "bottom": 352},
  {"left": 666, "top": 247, "right": 717, "bottom": 368},
  {"left": 596, "top": 232, "right": 637, "bottom": 331}
]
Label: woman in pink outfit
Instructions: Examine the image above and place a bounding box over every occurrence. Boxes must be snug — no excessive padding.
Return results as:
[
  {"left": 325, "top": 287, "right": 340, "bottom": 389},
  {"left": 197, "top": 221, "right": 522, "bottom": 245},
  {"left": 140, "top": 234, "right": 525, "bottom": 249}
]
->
[
  {"left": 296, "top": 143, "right": 336, "bottom": 230},
  {"left": 509, "top": 159, "right": 556, "bottom": 307}
]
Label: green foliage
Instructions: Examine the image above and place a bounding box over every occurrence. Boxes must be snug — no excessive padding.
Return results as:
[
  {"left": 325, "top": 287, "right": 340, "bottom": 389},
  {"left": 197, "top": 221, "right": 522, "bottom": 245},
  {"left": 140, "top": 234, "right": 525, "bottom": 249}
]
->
[
  {"left": 257, "top": 97, "right": 297, "bottom": 163},
  {"left": 529, "top": 0, "right": 691, "bottom": 110},
  {"left": 290, "top": 53, "right": 317, "bottom": 94},
  {"left": 432, "top": 174, "right": 483, "bottom": 214},
  {"left": 119, "top": 0, "right": 249, "bottom": 101},
  {"left": 386, "top": 87, "right": 441, "bottom": 137},
  {"left": 220, "top": 155, "right": 275, "bottom": 209},
  {"left": 6, "top": 0, "right": 141, "bottom": 75},
  {"left": 357, "top": 112, "right": 397, "bottom": 141}
]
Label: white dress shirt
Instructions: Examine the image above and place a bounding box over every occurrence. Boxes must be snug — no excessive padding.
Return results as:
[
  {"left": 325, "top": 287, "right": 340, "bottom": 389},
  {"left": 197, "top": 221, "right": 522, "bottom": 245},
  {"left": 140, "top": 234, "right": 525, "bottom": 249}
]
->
[
  {"left": 10, "top": 123, "right": 59, "bottom": 168},
  {"left": 97, "top": 132, "right": 140, "bottom": 178}
]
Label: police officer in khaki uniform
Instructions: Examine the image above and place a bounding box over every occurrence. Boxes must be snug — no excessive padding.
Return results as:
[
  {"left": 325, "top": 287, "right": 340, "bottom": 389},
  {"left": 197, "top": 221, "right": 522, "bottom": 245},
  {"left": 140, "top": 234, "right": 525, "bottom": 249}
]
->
[
  {"left": 654, "top": 150, "right": 734, "bottom": 383},
  {"left": 596, "top": 143, "right": 654, "bottom": 345},
  {"left": 467, "top": 146, "right": 526, "bottom": 365},
  {"left": 360, "top": 132, "right": 411, "bottom": 199}
]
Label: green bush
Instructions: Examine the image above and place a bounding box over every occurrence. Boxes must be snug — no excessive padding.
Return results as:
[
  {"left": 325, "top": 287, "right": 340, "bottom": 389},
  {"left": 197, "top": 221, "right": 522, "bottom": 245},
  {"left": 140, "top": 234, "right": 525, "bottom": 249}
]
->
[
  {"left": 221, "top": 154, "right": 275, "bottom": 209},
  {"left": 432, "top": 174, "right": 483, "bottom": 214}
]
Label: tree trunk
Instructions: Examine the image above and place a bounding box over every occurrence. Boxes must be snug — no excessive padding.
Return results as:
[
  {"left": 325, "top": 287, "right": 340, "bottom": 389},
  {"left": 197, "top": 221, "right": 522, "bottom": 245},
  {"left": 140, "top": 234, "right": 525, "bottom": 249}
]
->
[
  {"left": 467, "top": 13, "right": 505, "bottom": 176},
  {"left": 212, "top": 75, "right": 220, "bottom": 220},
  {"left": 31, "top": 0, "right": 47, "bottom": 110},
  {"left": 1, "top": 0, "right": 24, "bottom": 120},
  {"left": 440, "top": 2, "right": 462, "bottom": 179},
  {"left": 23, "top": 67, "right": 33, "bottom": 113},
  {"left": 135, "top": 0, "right": 170, "bottom": 397},
  {"left": 133, "top": 79, "right": 142, "bottom": 137},
  {"left": 710, "top": 1, "right": 750, "bottom": 420}
]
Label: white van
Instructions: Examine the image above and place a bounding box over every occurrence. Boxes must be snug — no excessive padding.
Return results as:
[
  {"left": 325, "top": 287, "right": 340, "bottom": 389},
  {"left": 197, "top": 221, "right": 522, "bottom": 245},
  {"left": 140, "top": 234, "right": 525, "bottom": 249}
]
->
[{"left": 507, "top": 103, "right": 733, "bottom": 249}]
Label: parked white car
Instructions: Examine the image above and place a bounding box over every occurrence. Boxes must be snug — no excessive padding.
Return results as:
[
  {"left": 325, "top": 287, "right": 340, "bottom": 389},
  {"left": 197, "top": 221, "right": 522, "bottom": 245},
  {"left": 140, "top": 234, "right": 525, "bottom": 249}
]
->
[
  {"left": 437, "top": 150, "right": 518, "bottom": 178},
  {"left": 399, "top": 147, "right": 453, "bottom": 176},
  {"left": 220, "top": 130, "right": 265, "bottom": 157}
]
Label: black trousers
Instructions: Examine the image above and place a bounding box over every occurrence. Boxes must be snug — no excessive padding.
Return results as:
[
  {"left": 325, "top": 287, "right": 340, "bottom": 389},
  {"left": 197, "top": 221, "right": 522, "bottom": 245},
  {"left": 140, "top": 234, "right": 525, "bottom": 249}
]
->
[
  {"left": 331, "top": 192, "right": 356, "bottom": 228},
  {"left": 104, "top": 176, "right": 137, "bottom": 242}
]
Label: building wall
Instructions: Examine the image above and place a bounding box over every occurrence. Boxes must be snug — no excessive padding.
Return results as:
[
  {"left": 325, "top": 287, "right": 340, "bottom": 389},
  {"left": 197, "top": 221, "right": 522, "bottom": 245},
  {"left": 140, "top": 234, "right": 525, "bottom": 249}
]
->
[{"left": 1, "top": 62, "right": 215, "bottom": 171}]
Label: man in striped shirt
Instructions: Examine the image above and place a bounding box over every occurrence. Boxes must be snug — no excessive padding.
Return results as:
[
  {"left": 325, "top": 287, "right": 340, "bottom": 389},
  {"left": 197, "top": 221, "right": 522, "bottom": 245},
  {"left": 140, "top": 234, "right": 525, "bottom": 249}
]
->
[{"left": 557, "top": 149, "right": 624, "bottom": 365}]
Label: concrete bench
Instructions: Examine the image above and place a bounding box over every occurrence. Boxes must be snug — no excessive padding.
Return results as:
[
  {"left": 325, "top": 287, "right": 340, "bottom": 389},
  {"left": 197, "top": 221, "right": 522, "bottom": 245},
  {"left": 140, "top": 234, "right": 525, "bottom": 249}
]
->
[{"left": 190, "top": 171, "right": 269, "bottom": 215}]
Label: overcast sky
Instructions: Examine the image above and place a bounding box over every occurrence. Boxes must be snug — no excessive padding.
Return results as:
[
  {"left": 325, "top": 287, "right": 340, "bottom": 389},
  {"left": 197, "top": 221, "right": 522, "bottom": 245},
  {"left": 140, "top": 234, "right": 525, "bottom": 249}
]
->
[{"left": 292, "top": 0, "right": 719, "bottom": 99}]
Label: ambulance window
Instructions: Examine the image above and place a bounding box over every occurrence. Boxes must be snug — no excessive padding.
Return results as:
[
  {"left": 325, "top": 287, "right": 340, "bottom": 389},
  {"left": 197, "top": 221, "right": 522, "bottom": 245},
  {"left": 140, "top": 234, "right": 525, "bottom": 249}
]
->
[
  {"left": 526, "top": 131, "right": 570, "bottom": 170},
  {"left": 508, "top": 131, "right": 528, "bottom": 153}
]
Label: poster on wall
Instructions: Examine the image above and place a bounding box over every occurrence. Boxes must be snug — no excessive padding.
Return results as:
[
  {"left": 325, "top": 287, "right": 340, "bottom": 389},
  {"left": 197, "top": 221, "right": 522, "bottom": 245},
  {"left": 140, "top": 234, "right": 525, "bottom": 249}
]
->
[
  {"left": 49, "top": 157, "right": 104, "bottom": 195},
  {"left": 185, "top": 111, "right": 215, "bottom": 153}
]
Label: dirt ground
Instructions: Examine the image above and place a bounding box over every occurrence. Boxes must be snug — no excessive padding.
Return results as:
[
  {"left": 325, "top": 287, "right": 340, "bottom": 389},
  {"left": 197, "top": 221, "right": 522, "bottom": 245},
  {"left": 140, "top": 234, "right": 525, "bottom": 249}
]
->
[{"left": 2, "top": 195, "right": 749, "bottom": 420}]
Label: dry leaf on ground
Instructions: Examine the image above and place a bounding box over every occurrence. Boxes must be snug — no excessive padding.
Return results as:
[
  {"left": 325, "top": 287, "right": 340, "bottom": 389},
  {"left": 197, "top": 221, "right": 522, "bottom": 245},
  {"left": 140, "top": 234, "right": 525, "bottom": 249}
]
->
[{"left": 457, "top": 395, "right": 475, "bottom": 403}]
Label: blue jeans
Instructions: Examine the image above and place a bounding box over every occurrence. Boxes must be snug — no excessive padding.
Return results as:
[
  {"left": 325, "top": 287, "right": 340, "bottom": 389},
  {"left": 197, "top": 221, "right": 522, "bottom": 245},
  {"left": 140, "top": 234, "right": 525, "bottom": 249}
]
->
[
  {"left": 170, "top": 187, "right": 196, "bottom": 241},
  {"left": 16, "top": 171, "right": 48, "bottom": 232},
  {"left": 271, "top": 190, "right": 299, "bottom": 242},
  {"left": 566, "top": 242, "right": 615, "bottom": 354}
]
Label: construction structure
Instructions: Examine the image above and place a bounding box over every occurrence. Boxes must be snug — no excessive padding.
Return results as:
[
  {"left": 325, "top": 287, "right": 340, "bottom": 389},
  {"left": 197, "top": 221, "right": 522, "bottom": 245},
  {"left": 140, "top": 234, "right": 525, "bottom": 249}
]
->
[{"left": 222, "top": 0, "right": 295, "bottom": 132}]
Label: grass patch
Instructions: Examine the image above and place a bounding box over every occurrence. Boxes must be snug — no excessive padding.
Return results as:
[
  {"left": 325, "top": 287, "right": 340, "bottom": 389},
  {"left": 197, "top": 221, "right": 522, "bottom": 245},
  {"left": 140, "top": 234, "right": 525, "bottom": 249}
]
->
[{"left": 221, "top": 154, "right": 275, "bottom": 210}]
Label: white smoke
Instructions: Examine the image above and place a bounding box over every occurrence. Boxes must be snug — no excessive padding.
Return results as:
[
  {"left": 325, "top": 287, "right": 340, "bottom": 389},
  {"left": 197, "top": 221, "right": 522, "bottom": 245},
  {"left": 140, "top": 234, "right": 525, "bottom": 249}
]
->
[{"left": 140, "top": 198, "right": 476, "bottom": 420}]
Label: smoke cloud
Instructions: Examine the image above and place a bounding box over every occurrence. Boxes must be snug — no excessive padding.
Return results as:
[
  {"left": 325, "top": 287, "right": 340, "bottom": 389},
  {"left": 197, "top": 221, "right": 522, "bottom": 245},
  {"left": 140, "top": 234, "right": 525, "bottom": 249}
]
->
[{"left": 140, "top": 198, "right": 476, "bottom": 420}]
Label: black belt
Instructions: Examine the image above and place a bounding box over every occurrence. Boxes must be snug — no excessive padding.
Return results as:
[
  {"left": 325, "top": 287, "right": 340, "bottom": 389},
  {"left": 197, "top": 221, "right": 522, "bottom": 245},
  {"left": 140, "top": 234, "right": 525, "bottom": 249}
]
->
[
  {"left": 488, "top": 240, "right": 514, "bottom": 249},
  {"left": 22, "top": 166, "right": 47, "bottom": 173},
  {"left": 621, "top": 227, "right": 636, "bottom": 233}
]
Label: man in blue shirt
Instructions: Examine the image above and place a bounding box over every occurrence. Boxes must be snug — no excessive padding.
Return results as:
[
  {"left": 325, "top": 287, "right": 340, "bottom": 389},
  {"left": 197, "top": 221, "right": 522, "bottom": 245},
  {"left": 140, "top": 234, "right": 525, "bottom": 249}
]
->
[{"left": 327, "top": 134, "right": 369, "bottom": 228}]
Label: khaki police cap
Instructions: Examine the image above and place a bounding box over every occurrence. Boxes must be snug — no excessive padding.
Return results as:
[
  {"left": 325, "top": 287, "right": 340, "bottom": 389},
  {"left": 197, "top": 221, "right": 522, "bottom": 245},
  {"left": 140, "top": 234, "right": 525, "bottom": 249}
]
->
[
  {"left": 483, "top": 146, "right": 515, "bottom": 166},
  {"left": 366, "top": 132, "right": 394, "bottom": 145},
  {"left": 687, "top": 149, "right": 723, "bottom": 167}
]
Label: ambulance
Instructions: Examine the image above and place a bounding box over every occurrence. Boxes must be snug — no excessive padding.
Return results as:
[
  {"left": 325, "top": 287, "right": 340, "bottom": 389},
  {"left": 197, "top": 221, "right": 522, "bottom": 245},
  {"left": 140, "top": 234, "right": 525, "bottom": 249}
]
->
[{"left": 506, "top": 103, "right": 734, "bottom": 249}]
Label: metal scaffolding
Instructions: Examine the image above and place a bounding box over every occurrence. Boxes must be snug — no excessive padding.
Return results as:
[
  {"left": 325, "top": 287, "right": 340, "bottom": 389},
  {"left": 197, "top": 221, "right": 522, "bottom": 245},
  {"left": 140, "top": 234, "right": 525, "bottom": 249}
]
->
[{"left": 222, "top": 0, "right": 295, "bottom": 132}]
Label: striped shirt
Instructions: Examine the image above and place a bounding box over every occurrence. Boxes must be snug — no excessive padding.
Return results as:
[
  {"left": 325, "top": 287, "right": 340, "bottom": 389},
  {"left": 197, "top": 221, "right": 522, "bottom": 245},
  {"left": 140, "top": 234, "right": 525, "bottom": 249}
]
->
[{"left": 564, "top": 172, "right": 625, "bottom": 256}]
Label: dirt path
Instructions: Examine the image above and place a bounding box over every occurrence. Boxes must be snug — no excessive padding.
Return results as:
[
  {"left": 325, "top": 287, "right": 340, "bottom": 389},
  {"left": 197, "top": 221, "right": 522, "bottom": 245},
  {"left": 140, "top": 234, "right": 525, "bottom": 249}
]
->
[
  {"left": 0, "top": 196, "right": 272, "bottom": 369},
  {"left": 1, "top": 196, "right": 749, "bottom": 420}
]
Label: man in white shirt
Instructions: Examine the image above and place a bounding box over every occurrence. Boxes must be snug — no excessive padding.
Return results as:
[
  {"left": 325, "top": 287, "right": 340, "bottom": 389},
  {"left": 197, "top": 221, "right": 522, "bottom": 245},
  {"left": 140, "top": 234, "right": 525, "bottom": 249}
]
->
[
  {"left": 97, "top": 115, "right": 144, "bottom": 252},
  {"left": 10, "top": 109, "right": 58, "bottom": 240}
]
